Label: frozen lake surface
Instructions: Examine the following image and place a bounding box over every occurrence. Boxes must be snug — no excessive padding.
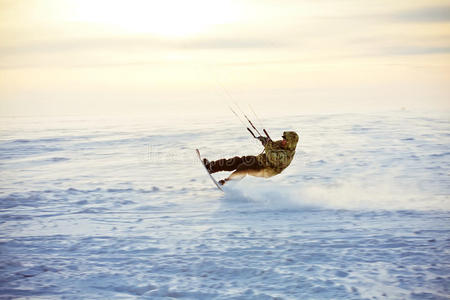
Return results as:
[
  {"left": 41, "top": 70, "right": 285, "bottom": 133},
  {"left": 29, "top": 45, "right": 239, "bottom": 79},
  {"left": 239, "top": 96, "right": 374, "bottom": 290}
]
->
[{"left": 0, "top": 111, "right": 449, "bottom": 299}]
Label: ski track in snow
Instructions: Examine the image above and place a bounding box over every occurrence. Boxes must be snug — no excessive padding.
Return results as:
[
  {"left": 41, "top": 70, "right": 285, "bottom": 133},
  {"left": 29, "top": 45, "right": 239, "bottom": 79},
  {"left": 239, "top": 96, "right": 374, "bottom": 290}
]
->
[{"left": 0, "top": 112, "right": 449, "bottom": 299}]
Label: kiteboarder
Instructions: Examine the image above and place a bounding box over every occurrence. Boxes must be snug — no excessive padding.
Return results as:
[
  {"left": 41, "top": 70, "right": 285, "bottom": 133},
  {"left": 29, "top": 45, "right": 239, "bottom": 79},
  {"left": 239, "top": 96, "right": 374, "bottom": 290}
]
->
[{"left": 203, "top": 131, "right": 299, "bottom": 185}]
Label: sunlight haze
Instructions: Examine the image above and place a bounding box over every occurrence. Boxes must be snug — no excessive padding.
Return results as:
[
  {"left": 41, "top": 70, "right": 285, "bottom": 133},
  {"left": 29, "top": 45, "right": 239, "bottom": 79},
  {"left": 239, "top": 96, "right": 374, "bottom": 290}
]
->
[{"left": 0, "top": 0, "right": 449, "bottom": 117}]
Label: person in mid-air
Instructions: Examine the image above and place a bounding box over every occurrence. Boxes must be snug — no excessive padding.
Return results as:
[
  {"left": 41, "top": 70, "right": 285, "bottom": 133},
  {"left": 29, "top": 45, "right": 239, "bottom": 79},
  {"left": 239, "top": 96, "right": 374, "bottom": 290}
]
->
[{"left": 203, "top": 131, "right": 299, "bottom": 185}]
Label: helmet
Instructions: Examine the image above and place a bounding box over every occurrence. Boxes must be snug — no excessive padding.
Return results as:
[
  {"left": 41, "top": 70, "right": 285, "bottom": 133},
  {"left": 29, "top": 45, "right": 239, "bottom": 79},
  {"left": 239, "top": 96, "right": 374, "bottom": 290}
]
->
[{"left": 282, "top": 131, "right": 299, "bottom": 150}]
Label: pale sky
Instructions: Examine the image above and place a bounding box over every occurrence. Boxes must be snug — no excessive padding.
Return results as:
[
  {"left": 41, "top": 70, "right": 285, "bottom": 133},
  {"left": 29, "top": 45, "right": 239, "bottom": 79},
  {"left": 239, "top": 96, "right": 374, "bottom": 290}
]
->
[{"left": 0, "top": 0, "right": 449, "bottom": 117}]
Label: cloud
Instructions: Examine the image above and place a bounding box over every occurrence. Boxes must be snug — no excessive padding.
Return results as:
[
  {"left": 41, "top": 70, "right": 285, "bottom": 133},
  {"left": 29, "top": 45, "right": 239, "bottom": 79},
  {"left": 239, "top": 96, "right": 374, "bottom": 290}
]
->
[
  {"left": 181, "top": 38, "right": 280, "bottom": 49},
  {"left": 380, "top": 46, "right": 450, "bottom": 56},
  {"left": 0, "top": 37, "right": 166, "bottom": 56},
  {"left": 0, "top": 35, "right": 282, "bottom": 69},
  {"left": 0, "top": 36, "right": 280, "bottom": 56},
  {"left": 391, "top": 5, "right": 450, "bottom": 22},
  {"left": 0, "top": 60, "right": 168, "bottom": 70}
]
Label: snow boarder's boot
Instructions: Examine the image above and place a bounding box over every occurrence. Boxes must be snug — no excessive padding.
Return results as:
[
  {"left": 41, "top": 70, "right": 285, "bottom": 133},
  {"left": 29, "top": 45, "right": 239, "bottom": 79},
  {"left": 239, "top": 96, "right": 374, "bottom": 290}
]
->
[
  {"left": 219, "top": 178, "right": 229, "bottom": 186},
  {"left": 203, "top": 158, "right": 212, "bottom": 173}
]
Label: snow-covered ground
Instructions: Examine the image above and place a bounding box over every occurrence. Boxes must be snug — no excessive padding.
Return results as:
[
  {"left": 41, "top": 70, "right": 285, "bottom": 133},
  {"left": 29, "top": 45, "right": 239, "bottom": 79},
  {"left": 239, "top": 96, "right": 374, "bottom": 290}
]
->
[{"left": 0, "top": 111, "right": 449, "bottom": 299}]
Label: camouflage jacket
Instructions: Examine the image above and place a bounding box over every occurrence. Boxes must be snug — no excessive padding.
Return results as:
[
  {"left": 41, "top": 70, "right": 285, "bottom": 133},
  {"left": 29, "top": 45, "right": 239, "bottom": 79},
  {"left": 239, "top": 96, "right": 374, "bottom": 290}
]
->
[{"left": 256, "top": 131, "right": 299, "bottom": 177}]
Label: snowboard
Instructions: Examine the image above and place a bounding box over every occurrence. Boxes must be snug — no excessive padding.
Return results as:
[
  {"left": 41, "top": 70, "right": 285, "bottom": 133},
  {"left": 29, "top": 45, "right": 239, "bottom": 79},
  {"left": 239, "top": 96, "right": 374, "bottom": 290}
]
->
[{"left": 195, "top": 149, "right": 223, "bottom": 192}]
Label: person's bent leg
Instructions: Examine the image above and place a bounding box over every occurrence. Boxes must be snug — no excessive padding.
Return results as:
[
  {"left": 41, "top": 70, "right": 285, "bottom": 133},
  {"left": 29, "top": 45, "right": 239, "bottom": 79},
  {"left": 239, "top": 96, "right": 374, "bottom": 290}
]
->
[
  {"left": 235, "top": 156, "right": 261, "bottom": 172},
  {"left": 219, "top": 169, "right": 248, "bottom": 185},
  {"left": 208, "top": 156, "right": 243, "bottom": 173},
  {"left": 219, "top": 156, "right": 264, "bottom": 185}
]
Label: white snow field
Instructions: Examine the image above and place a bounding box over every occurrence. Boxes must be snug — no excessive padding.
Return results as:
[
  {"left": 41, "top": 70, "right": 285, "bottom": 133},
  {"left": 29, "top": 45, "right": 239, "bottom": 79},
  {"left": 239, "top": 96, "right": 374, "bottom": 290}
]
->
[{"left": 0, "top": 111, "right": 449, "bottom": 299}]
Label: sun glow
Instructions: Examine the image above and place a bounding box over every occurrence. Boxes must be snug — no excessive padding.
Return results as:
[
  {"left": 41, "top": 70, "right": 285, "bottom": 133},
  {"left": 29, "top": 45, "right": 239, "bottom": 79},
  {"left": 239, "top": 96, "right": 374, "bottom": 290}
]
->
[{"left": 67, "top": 0, "right": 240, "bottom": 37}]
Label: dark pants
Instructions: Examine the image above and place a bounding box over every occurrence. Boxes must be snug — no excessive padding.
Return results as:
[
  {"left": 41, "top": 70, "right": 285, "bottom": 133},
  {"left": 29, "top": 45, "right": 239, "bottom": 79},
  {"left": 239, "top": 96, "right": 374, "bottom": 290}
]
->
[{"left": 209, "top": 156, "right": 263, "bottom": 174}]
